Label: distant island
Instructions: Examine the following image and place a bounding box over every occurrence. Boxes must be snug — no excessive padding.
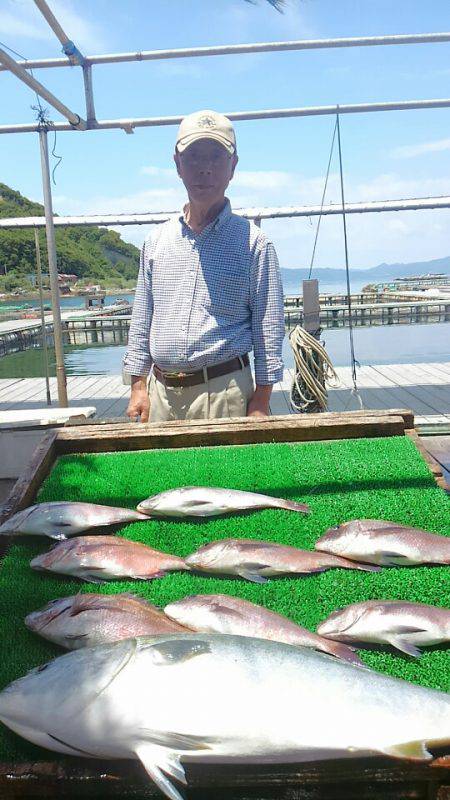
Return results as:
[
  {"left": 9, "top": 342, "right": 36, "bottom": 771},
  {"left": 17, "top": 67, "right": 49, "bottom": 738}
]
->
[
  {"left": 0, "top": 183, "right": 139, "bottom": 295},
  {"left": 280, "top": 257, "right": 450, "bottom": 287},
  {"left": 1, "top": 182, "right": 449, "bottom": 297}
]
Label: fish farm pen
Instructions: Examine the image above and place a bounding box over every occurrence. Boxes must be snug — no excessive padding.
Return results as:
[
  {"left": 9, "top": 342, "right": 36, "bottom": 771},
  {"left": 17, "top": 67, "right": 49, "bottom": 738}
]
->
[{"left": 0, "top": 412, "right": 448, "bottom": 799}]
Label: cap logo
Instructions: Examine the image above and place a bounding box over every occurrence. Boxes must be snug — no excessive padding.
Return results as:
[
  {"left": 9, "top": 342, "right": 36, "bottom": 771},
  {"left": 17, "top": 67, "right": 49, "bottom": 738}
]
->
[{"left": 197, "top": 115, "right": 216, "bottom": 130}]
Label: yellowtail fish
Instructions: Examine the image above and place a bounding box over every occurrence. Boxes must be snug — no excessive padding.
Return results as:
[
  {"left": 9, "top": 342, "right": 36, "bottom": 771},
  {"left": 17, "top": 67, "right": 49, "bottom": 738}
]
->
[
  {"left": 0, "top": 634, "right": 448, "bottom": 800},
  {"left": 25, "top": 593, "right": 190, "bottom": 649},
  {"left": 30, "top": 536, "right": 189, "bottom": 583},
  {"left": 137, "top": 486, "right": 310, "bottom": 517}
]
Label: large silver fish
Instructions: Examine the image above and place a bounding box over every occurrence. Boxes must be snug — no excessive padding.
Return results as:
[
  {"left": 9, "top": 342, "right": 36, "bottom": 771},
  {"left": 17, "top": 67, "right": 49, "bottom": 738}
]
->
[
  {"left": 315, "top": 520, "right": 450, "bottom": 566},
  {"left": 317, "top": 600, "right": 450, "bottom": 658},
  {"left": 185, "top": 538, "right": 378, "bottom": 582},
  {"left": 30, "top": 536, "right": 189, "bottom": 583},
  {"left": 164, "top": 594, "right": 365, "bottom": 667},
  {"left": 25, "top": 593, "right": 190, "bottom": 649},
  {"left": 0, "top": 634, "right": 448, "bottom": 800},
  {"left": 137, "top": 486, "right": 310, "bottom": 517},
  {"left": 0, "top": 502, "right": 148, "bottom": 540}
]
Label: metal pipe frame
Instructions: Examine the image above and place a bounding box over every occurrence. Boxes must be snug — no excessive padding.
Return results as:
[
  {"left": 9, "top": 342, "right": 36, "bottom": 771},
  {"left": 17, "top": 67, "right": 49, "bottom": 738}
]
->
[
  {"left": 1, "top": 97, "right": 450, "bottom": 135},
  {"left": 39, "top": 129, "right": 68, "bottom": 407},
  {"left": 1, "top": 196, "right": 450, "bottom": 229},
  {"left": 33, "top": 0, "right": 96, "bottom": 122},
  {"left": 1, "top": 31, "right": 449, "bottom": 72},
  {"left": 0, "top": 46, "right": 86, "bottom": 130}
]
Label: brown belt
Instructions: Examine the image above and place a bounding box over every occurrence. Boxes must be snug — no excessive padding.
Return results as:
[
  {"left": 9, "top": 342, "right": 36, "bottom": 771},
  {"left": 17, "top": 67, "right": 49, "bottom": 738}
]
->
[{"left": 153, "top": 353, "right": 249, "bottom": 388}]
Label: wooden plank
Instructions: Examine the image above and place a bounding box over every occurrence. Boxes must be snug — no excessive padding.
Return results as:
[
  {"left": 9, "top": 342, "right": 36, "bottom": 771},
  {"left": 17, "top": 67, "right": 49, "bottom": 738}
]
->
[
  {"left": 54, "top": 415, "right": 406, "bottom": 454},
  {"left": 407, "top": 430, "right": 449, "bottom": 492},
  {"left": 0, "top": 431, "right": 57, "bottom": 528},
  {"left": 54, "top": 408, "right": 414, "bottom": 434},
  {"left": 371, "top": 365, "right": 450, "bottom": 420},
  {"left": 0, "top": 753, "right": 448, "bottom": 799}
]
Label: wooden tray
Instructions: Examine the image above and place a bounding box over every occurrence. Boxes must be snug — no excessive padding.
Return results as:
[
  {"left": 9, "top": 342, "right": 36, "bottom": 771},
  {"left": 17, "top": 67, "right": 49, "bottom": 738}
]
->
[{"left": 0, "top": 409, "right": 449, "bottom": 799}]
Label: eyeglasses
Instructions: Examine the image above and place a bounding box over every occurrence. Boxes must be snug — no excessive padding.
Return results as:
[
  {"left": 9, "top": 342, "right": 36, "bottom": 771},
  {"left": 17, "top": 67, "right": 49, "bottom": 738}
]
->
[{"left": 180, "top": 149, "right": 233, "bottom": 168}]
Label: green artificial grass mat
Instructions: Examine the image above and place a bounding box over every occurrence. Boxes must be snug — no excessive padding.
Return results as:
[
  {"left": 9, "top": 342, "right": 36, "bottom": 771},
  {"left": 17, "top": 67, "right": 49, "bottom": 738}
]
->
[{"left": 0, "top": 435, "right": 448, "bottom": 763}]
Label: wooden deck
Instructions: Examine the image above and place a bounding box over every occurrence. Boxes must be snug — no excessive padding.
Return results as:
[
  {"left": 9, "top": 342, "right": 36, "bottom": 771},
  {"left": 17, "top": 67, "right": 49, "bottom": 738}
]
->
[{"left": 1, "top": 361, "right": 450, "bottom": 425}]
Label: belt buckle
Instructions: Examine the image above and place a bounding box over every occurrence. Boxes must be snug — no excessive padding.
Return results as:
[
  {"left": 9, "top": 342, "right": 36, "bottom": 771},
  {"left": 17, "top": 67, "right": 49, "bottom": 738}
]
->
[{"left": 164, "top": 370, "right": 193, "bottom": 380}]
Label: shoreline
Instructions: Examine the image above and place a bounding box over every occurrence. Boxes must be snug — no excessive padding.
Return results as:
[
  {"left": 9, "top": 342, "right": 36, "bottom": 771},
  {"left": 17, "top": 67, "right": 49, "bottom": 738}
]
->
[{"left": 0, "top": 289, "right": 135, "bottom": 304}]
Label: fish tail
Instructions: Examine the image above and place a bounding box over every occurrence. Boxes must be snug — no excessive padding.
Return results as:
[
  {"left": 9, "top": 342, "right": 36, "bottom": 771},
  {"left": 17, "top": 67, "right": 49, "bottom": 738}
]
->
[
  {"left": 320, "top": 640, "right": 366, "bottom": 668},
  {"left": 277, "top": 499, "right": 310, "bottom": 515}
]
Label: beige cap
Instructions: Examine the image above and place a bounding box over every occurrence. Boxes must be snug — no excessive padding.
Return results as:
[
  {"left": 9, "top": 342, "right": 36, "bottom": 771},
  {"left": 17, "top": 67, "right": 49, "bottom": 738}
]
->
[{"left": 175, "top": 110, "right": 236, "bottom": 155}]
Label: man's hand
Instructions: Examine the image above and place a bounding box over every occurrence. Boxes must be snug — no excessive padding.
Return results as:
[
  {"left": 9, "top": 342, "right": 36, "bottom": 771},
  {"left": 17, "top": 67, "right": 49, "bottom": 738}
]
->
[
  {"left": 247, "top": 384, "right": 272, "bottom": 418},
  {"left": 127, "top": 376, "right": 150, "bottom": 423}
]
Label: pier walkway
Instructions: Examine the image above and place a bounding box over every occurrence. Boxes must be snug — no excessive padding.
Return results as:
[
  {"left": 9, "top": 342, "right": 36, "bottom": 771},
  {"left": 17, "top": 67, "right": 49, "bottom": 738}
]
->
[{"left": 1, "top": 362, "right": 449, "bottom": 426}]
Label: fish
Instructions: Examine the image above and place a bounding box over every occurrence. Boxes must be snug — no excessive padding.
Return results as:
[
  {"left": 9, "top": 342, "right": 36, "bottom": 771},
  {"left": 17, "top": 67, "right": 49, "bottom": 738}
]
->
[
  {"left": 0, "top": 634, "right": 448, "bottom": 800},
  {"left": 317, "top": 600, "right": 450, "bottom": 658},
  {"left": 315, "top": 519, "right": 450, "bottom": 567},
  {"left": 30, "top": 536, "right": 189, "bottom": 583},
  {"left": 184, "top": 538, "right": 379, "bottom": 582},
  {"left": 25, "top": 593, "right": 190, "bottom": 650},
  {"left": 137, "top": 486, "right": 309, "bottom": 518},
  {"left": 0, "top": 502, "right": 148, "bottom": 540},
  {"left": 164, "top": 594, "right": 365, "bottom": 667}
]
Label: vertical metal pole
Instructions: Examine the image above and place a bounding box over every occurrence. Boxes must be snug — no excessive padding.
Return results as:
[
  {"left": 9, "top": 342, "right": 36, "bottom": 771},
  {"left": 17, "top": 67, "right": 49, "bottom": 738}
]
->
[
  {"left": 38, "top": 128, "right": 68, "bottom": 406},
  {"left": 34, "top": 228, "right": 52, "bottom": 406}
]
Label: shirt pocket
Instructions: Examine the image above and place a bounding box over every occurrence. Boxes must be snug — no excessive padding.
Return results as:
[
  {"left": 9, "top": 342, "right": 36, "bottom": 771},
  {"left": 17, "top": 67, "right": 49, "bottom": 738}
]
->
[{"left": 200, "top": 265, "right": 250, "bottom": 316}]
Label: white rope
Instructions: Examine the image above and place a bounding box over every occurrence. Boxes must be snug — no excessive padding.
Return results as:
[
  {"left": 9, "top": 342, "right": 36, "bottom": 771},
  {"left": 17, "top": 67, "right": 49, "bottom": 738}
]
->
[{"left": 288, "top": 325, "right": 340, "bottom": 413}]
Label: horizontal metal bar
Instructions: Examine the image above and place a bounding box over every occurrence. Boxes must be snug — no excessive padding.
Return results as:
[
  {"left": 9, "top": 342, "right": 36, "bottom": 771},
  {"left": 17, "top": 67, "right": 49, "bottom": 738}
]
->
[
  {"left": 1, "top": 31, "right": 449, "bottom": 72},
  {"left": 1, "top": 195, "right": 450, "bottom": 229},
  {"left": 0, "top": 46, "right": 86, "bottom": 130},
  {"left": 1, "top": 97, "right": 450, "bottom": 135}
]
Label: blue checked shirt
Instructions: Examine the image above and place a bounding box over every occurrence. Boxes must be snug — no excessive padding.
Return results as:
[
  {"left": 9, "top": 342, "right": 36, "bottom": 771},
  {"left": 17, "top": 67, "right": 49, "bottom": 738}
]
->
[{"left": 123, "top": 199, "right": 285, "bottom": 384}]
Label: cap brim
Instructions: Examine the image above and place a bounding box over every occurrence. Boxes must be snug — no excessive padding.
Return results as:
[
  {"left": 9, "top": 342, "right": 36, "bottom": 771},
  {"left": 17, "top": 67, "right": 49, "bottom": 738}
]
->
[{"left": 176, "top": 132, "right": 235, "bottom": 155}]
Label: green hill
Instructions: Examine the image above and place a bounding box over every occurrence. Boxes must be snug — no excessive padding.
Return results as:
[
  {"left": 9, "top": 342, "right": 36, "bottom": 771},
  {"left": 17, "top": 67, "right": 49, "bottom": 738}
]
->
[{"left": 0, "top": 183, "right": 140, "bottom": 292}]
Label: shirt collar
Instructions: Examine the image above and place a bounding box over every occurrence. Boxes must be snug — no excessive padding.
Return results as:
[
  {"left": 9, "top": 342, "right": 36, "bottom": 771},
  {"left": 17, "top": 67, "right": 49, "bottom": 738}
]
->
[{"left": 179, "top": 198, "right": 232, "bottom": 234}]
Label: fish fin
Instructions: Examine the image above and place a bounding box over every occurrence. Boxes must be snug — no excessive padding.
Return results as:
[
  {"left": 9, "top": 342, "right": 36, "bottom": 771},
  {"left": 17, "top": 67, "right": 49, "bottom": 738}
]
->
[
  {"left": 237, "top": 568, "right": 268, "bottom": 584},
  {"left": 386, "top": 636, "right": 422, "bottom": 658},
  {"left": 352, "top": 562, "right": 381, "bottom": 573},
  {"left": 394, "top": 625, "right": 429, "bottom": 634},
  {"left": 140, "top": 638, "right": 211, "bottom": 665},
  {"left": 377, "top": 552, "right": 411, "bottom": 566},
  {"left": 138, "top": 729, "right": 214, "bottom": 753},
  {"left": 210, "top": 603, "right": 245, "bottom": 620},
  {"left": 79, "top": 574, "right": 108, "bottom": 584},
  {"left": 134, "top": 572, "right": 166, "bottom": 580},
  {"left": 381, "top": 740, "right": 433, "bottom": 762},
  {"left": 135, "top": 744, "right": 186, "bottom": 800}
]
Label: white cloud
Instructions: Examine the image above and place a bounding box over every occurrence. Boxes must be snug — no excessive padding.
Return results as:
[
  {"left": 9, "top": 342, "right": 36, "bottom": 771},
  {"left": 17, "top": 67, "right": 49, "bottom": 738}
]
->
[
  {"left": 0, "top": 0, "right": 107, "bottom": 52},
  {"left": 54, "top": 163, "right": 450, "bottom": 268},
  {"left": 390, "top": 138, "right": 450, "bottom": 159},
  {"left": 0, "top": 9, "right": 48, "bottom": 41}
]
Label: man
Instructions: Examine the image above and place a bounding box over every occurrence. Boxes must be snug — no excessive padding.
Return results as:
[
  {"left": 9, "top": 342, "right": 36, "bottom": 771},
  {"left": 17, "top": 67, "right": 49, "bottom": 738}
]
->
[{"left": 123, "top": 109, "right": 285, "bottom": 422}]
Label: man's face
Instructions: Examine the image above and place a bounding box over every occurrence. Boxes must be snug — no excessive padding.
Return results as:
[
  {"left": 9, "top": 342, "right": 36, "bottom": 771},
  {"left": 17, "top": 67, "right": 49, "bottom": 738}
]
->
[{"left": 174, "top": 138, "right": 238, "bottom": 204}]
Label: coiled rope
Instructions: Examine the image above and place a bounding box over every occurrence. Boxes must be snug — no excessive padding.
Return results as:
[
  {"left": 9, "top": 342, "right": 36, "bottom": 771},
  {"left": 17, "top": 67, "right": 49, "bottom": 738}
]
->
[{"left": 289, "top": 326, "right": 339, "bottom": 413}]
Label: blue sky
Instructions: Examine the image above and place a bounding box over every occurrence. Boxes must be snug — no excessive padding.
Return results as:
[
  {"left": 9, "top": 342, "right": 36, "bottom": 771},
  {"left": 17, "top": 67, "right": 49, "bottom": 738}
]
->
[{"left": 1, "top": 0, "right": 450, "bottom": 270}]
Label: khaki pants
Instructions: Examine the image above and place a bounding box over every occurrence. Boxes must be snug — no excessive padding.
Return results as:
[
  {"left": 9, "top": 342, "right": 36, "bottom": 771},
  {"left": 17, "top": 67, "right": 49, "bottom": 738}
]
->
[{"left": 148, "top": 364, "right": 254, "bottom": 422}]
